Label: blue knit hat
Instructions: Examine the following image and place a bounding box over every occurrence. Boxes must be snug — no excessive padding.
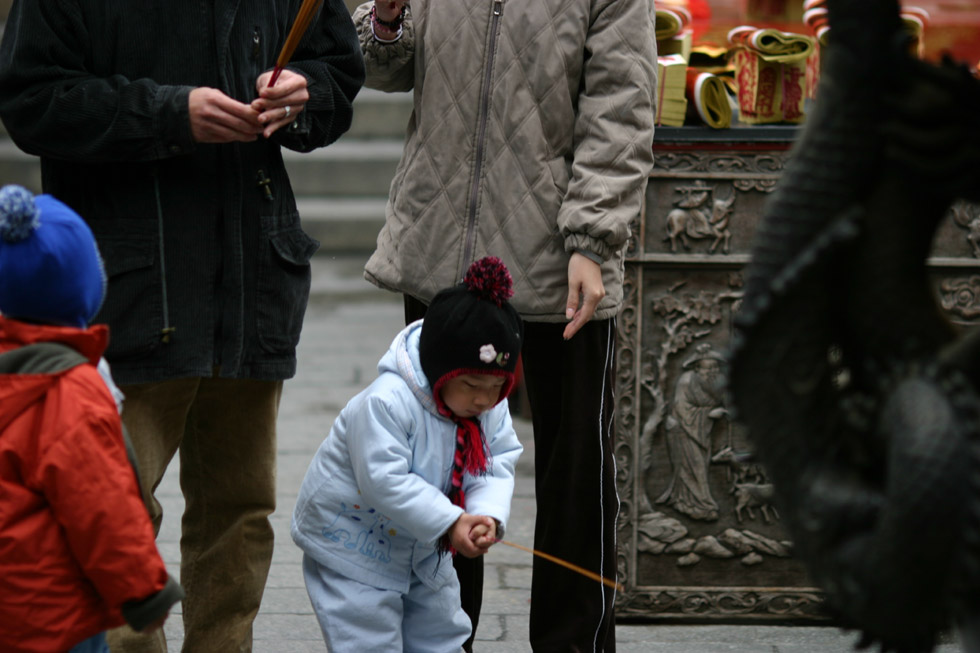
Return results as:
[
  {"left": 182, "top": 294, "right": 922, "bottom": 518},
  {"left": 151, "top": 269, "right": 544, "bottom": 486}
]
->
[{"left": 0, "top": 185, "right": 106, "bottom": 327}]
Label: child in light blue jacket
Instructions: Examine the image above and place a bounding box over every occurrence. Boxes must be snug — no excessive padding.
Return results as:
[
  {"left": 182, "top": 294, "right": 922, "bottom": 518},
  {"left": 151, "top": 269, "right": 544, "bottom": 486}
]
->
[{"left": 291, "top": 257, "right": 524, "bottom": 652}]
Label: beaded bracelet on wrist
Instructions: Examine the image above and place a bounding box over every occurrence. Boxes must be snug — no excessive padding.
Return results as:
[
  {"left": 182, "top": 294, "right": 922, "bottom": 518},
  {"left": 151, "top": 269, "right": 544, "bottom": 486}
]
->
[{"left": 370, "top": 5, "right": 406, "bottom": 31}]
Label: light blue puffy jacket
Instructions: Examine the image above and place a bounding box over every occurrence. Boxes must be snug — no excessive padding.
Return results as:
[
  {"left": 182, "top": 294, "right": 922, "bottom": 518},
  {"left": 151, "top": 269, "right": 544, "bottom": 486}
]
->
[{"left": 291, "top": 321, "right": 523, "bottom": 592}]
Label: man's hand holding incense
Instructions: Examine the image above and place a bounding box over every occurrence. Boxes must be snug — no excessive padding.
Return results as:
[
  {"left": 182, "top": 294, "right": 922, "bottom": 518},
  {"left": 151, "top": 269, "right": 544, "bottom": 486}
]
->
[{"left": 253, "top": 69, "right": 310, "bottom": 138}]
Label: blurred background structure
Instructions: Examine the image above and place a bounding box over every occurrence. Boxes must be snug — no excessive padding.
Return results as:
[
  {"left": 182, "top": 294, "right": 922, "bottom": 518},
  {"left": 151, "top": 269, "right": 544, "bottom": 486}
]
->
[{"left": 2, "top": 0, "right": 979, "bottom": 260}]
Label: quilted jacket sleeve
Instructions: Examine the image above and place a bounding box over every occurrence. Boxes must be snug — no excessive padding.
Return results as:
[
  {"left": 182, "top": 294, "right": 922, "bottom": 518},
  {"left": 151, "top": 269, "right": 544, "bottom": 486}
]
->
[
  {"left": 559, "top": 0, "right": 658, "bottom": 261},
  {"left": 0, "top": 0, "right": 196, "bottom": 162},
  {"left": 33, "top": 367, "right": 177, "bottom": 624},
  {"left": 353, "top": 2, "right": 417, "bottom": 92}
]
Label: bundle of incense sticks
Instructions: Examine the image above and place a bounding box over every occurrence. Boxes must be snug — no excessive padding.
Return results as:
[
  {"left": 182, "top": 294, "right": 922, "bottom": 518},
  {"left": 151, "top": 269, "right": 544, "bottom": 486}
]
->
[{"left": 268, "top": 0, "right": 325, "bottom": 87}]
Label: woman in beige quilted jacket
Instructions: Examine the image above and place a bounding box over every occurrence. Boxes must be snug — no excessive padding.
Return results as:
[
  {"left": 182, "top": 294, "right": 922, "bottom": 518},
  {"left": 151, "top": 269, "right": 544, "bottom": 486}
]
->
[{"left": 354, "top": 1, "right": 657, "bottom": 650}]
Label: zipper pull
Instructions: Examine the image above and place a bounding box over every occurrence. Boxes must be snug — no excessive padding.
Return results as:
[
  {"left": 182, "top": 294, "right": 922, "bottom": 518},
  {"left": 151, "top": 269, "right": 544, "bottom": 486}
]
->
[{"left": 493, "top": 0, "right": 503, "bottom": 16}]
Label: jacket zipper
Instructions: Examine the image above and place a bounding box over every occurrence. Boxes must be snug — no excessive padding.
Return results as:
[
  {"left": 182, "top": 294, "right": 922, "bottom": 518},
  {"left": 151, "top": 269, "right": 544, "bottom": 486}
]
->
[{"left": 462, "top": 0, "right": 504, "bottom": 279}]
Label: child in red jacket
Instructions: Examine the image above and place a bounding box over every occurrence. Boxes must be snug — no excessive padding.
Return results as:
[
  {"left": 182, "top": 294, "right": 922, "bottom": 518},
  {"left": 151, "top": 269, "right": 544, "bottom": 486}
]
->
[{"left": 0, "top": 185, "right": 183, "bottom": 653}]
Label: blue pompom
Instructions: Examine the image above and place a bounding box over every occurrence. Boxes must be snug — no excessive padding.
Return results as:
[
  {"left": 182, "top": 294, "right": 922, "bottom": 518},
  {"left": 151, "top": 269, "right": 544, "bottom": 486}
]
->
[{"left": 0, "top": 185, "right": 40, "bottom": 243}]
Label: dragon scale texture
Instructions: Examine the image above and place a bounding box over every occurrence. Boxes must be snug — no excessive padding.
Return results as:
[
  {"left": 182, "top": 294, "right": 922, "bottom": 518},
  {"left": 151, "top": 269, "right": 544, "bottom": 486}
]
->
[{"left": 726, "top": 1, "right": 980, "bottom": 651}]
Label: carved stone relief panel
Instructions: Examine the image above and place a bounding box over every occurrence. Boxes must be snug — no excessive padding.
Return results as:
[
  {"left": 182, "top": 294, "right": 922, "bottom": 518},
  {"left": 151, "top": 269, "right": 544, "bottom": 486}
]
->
[
  {"left": 634, "top": 148, "right": 791, "bottom": 261},
  {"left": 615, "top": 264, "right": 824, "bottom": 621},
  {"left": 617, "top": 140, "right": 826, "bottom": 621},
  {"left": 617, "top": 139, "right": 980, "bottom": 622},
  {"left": 938, "top": 269, "right": 980, "bottom": 326},
  {"left": 935, "top": 201, "right": 980, "bottom": 260}
]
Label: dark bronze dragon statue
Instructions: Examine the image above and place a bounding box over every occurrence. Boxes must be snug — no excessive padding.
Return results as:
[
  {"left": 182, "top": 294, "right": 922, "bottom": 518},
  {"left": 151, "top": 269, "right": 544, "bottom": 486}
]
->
[{"left": 726, "top": 1, "right": 980, "bottom": 651}]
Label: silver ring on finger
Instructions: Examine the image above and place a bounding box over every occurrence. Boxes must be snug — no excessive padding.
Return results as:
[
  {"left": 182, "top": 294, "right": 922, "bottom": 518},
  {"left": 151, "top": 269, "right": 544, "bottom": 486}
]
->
[{"left": 284, "top": 105, "right": 291, "bottom": 118}]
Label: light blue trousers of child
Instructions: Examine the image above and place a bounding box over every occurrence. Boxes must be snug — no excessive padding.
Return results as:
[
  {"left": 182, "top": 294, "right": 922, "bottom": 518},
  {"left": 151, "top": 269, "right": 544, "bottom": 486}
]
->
[{"left": 302, "top": 553, "right": 471, "bottom": 653}]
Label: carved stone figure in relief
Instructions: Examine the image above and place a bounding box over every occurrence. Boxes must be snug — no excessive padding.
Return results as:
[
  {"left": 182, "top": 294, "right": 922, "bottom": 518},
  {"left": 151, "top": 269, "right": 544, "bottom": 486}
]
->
[
  {"left": 656, "top": 343, "right": 728, "bottom": 521},
  {"left": 709, "top": 446, "right": 778, "bottom": 524},
  {"left": 951, "top": 203, "right": 980, "bottom": 258},
  {"left": 663, "top": 181, "right": 736, "bottom": 254},
  {"left": 941, "top": 275, "right": 980, "bottom": 320}
]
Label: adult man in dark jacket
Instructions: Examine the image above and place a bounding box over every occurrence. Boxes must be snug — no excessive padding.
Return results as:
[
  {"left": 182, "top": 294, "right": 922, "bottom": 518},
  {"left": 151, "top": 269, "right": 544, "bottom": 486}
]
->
[{"left": 0, "top": 1, "right": 365, "bottom": 650}]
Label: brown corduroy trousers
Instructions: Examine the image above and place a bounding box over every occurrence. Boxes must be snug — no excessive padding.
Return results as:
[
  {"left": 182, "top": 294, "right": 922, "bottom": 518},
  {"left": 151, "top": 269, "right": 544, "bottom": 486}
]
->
[{"left": 106, "top": 376, "right": 283, "bottom": 653}]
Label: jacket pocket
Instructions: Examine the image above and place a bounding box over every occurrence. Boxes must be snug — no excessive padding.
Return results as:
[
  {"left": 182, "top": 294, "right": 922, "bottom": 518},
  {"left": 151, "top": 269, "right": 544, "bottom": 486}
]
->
[
  {"left": 93, "top": 236, "right": 163, "bottom": 360},
  {"left": 255, "top": 215, "right": 320, "bottom": 353}
]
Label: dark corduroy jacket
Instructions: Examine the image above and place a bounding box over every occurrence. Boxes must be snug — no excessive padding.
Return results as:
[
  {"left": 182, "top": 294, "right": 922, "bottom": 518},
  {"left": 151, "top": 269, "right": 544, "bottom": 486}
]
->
[{"left": 0, "top": 0, "right": 365, "bottom": 384}]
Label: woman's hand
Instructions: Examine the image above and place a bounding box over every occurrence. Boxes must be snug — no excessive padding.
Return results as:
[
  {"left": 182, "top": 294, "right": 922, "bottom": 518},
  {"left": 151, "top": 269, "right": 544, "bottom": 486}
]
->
[
  {"left": 564, "top": 252, "right": 606, "bottom": 340},
  {"left": 375, "top": 0, "right": 409, "bottom": 22}
]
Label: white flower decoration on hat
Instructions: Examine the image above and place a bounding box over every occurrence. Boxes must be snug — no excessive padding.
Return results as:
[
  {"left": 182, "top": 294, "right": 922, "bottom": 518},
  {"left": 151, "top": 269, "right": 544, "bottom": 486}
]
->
[{"left": 479, "top": 344, "right": 497, "bottom": 363}]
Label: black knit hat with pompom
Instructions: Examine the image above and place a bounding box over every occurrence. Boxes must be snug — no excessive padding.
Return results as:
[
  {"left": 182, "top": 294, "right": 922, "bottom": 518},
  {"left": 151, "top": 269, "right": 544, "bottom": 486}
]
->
[{"left": 420, "top": 256, "right": 524, "bottom": 405}]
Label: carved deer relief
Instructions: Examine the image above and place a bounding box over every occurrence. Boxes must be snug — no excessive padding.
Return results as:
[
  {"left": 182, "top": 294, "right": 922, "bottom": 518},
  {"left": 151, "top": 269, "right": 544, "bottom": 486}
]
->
[
  {"left": 709, "top": 446, "right": 779, "bottom": 524},
  {"left": 664, "top": 181, "right": 737, "bottom": 254}
]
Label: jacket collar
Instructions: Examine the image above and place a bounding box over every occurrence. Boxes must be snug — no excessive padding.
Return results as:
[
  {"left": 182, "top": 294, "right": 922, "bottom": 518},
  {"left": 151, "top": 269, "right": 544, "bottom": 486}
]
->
[{"left": 0, "top": 316, "right": 109, "bottom": 364}]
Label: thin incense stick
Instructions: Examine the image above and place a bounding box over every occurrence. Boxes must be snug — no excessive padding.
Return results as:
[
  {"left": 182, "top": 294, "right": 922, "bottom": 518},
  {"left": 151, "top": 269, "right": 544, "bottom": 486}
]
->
[
  {"left": 268, "top": 0, "right": 325, "bottom": 87},
  {"left": 495, "top": 539, "right": 624, "bottom": 591}
]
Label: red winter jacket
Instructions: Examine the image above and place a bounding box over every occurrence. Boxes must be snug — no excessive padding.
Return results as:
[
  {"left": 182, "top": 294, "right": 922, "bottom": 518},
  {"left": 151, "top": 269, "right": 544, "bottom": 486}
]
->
[{"left": 0, "top": 317, "right": 176, "bottom": 652}]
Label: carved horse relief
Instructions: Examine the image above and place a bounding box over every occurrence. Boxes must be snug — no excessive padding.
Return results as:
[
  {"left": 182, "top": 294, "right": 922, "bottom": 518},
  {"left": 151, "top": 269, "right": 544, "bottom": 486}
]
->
[{"left": 663, "top": 180, "right": 737, "bottom": 253}]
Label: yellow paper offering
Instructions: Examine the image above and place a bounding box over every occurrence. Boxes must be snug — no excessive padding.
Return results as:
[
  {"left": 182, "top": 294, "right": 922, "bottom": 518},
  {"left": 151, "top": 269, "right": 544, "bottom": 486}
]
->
[
  {"left": 686, "top": 70, "right": 733, "bottom": 129},
  {"left": 656, "top": 54, "right": 689, "bottom": 127},
  {"left": 655, "top": 7, "right": 689, "bottom": 41}
]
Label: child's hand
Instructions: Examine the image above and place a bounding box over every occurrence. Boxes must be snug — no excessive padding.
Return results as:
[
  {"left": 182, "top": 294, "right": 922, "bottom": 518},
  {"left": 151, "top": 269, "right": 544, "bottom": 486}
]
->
[
  {"left": 449, "top": 514, "right": 496, "bottom": 558},
  {"left": 469, "top": 518, "right": 497, "bottom": 554}
]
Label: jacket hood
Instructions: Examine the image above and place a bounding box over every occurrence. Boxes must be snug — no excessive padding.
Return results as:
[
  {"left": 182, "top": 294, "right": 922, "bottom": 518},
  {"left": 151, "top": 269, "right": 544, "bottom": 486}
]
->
[
  {"left": 377, "top": 320, "right": 440, "bottom": 416},
  {"left": 0, "top": 316, "right": 108, "bottom": 432}
]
